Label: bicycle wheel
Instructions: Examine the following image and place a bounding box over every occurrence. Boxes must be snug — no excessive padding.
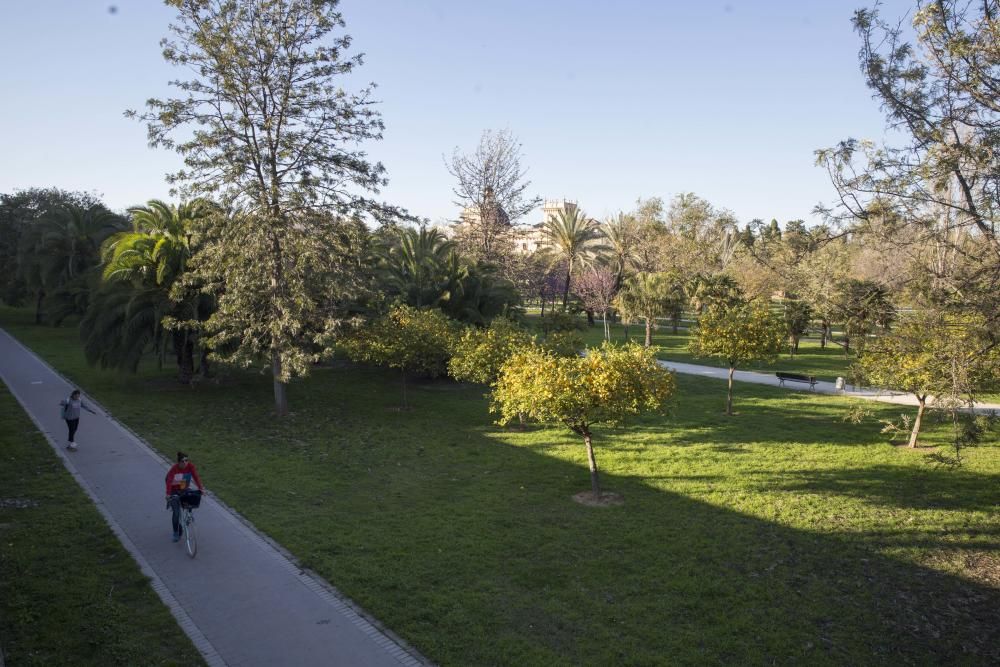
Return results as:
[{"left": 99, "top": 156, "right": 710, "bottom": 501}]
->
[{"left": 184, "top": 509, "right": 198, "bottom": 558}]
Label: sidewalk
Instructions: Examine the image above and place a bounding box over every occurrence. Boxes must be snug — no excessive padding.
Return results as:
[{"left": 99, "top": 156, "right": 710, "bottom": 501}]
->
[
  {"left": 660, "top": 359, "right": 1000, "bottom": 413},
  {"left": 0, "top": 328, "right": 425, "bottom": 667}
]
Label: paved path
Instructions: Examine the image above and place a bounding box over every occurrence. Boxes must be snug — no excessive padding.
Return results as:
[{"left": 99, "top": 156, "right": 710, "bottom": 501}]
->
[
  {"left": 660, "top": 359, "right": 1000, "bottom": 412},
  {"left": 0, "top": 328, "right": 425, "bottom": 667}
]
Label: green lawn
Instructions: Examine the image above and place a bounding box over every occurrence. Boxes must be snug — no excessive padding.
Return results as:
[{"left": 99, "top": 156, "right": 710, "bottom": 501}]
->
[
  {"left": 2, "top": 306, "right": 998, "bottom": 665},
  {"left": 578, "top": 319, "right": 853, "bottom": 381},
  {"left": 0, "top": 382, "right": 204, "bottom": 666}
]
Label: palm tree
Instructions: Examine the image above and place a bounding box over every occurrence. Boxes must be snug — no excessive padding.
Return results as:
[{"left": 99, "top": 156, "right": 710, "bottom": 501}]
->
[
  {"left": 86, "top": 199, "right": 214, "bottom": 383},
  {"left": 539, "top": 208, "right": 603, "bottom": 309},
  {"left": 378, "top": 225, "right": 456, "bottom": 307},
  {"left": 600, "top": 212, "right": 639, "bottom": 291},
  {"left": 17, "top": 203, "right": 125, "bottom": 323}
]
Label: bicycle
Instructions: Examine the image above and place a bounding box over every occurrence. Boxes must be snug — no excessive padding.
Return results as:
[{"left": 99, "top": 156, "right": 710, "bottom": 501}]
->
[{"left": 168, "top": 489, "right": 202, "bottom": 558}]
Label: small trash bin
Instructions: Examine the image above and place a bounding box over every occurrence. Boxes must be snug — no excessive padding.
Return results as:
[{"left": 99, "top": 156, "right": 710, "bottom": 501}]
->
[{"left": 835, "top": 376, "right": 845, "bottom": 392}]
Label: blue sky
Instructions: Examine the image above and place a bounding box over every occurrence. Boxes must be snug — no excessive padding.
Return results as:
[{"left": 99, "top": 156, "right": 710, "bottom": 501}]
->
[{"left": 0, "top": 0, "right": 914, "bottom": 226}]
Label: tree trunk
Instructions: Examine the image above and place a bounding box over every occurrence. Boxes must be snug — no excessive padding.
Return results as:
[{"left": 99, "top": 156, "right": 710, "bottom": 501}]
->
[
  {"left": 583, "top": 429, "right": 601, "bottom": 496},
  {"left": 793, "top": 335, "right": 800, "bottom": 352},
  {"left": 726, "top": 365, "right": 735, "bottom": 415},
  {"left": 908, "top": 397, "right": 926, "bottom": 448},
  {"left": 272, "top": 350, "right": 288, "bottom": 416},
  {"left": 602, "top": 311, "right": 610, "bottom": 341},
  {"left": 820, "top": 319, "right": 829, "bottom": 348},
  {"left": 672, "top": 314, "right": 679, "bottom": 334},
  {"left": 540, "top": 298, "right": 545, "bottom": 317},
  {"left": 644, "top": 318, "right": 652, "bottom": 348},
  {"left": 562, "top": 266, "right": 572, "bottom": 309},
  {"left": 268, "top": 230, "right": 290, "bottom": 416},
  {"left": 586, "top": 309, "right": 595, "bottom": 326}
]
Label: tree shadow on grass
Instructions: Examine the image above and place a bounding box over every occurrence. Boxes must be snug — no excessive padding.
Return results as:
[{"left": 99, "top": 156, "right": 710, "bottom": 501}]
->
[
  {"left": 349, "top": 442, "right": 1000, "bottom": 666},
  {"left": 272, "top": 373, "right": 1000, "bottom": 666}
]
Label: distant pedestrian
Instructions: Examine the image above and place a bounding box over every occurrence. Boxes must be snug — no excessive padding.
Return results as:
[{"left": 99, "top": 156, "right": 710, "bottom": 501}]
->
[{"left": 59, "top": 389, "right": 97, "bottom": 451}]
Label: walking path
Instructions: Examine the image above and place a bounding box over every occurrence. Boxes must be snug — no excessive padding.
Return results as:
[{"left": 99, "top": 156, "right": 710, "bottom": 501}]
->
[
  {"left": 0, "top": 328, "right": 425, "bottom": 667},
  {"left": 659, "top": 359, "right": 1000, "bottom": 413}
]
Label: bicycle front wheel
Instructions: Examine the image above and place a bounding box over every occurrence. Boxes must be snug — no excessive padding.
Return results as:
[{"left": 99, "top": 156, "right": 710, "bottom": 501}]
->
[{"left": 184, "top": 510, "right": 198, "bottom": 558}]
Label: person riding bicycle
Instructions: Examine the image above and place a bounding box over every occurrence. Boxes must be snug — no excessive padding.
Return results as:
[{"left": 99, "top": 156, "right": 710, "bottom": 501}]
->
[{"left": 165, "top": 451, "right": 205, "bottom": 542}]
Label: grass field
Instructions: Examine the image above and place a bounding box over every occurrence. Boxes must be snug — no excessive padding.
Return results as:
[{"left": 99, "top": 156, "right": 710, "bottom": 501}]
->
[
  {"left": 2, "top": 306, "right": 998, "bottom": 665},
  {"left": 566, "top": 315, "right": 854, "bottom": 382},
  {"left": 0, "top": 382, "right": 204, "bottom": 666}
]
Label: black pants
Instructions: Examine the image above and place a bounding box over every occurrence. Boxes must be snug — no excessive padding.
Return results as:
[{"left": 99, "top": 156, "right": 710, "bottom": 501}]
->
[
  {"left": 65, "top": 418, "right": 79, "bottom": 443},
  {"left": 168, "top": 494, "right": 183, "bottom": 534}
]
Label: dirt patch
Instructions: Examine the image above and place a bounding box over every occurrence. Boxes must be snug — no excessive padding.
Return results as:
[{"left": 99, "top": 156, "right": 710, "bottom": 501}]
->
[{"left": 572, "top": 491, "right": 624, "bottom": 507}]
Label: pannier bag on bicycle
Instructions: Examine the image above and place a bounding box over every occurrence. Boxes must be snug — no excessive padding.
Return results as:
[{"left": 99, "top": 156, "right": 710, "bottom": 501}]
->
[{"left": 180, "top": 489, "right": 202, "bottom": 508}]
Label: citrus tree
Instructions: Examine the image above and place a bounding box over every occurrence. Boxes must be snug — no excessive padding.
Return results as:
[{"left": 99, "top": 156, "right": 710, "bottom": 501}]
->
[
  {"left": 855, "top": 311, "right": 999, "bottom": 448},
  {"left": 689, "top": 299, "right": 785, "bottom": 415},
  {"left": 492, "top": 342, "right": 676, "bottom": 498},
  {"left": 449, "top": 317, "right": 534, "bottom": 385},
  {"left": 342, "top": 305, "right": 458, "bottom": 408}
]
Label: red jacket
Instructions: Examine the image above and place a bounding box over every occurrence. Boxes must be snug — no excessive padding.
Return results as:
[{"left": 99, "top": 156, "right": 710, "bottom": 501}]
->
[{"left": 165, "top": 462, "right": 204, "bottom": 495}]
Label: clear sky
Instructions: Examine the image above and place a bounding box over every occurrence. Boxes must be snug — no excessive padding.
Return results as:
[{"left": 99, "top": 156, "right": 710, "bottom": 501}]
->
[{"left": 0, "top": 0, "right": 915, "bottom": 226}]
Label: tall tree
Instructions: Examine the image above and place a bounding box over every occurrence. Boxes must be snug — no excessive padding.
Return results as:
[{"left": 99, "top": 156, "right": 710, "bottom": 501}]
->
[
  {"left": 448, "top": 129, "right": 541, "bottom": 267},
  {"left": 817, "top": 0, "right": 1000, "bottom": 342},
  {"left": 539, "top": 207, "right": 602, "bottom": 309},
  {"left": 130, "top": 0, "right": 401, "bottom": 415},
  {"left": 600, "top": 212, "right": 640, "bottom": 291}
]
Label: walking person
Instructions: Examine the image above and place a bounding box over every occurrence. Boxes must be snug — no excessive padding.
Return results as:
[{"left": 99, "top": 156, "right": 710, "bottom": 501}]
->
[
  {"left": 165, "top": 451, "right": 206, "bottom": 542},
  {"left": 59, "top": 389, "right": 97, "bottom": 451}
]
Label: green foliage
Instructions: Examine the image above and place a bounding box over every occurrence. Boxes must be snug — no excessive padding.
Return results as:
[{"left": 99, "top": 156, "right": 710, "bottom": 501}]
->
[
  {"left": 448, "top": 317, "right": 534, "bottom": 385},
  {"left": 539, "top": 206, "right": 603, "bottom": 307},
  {"left": 343, "top": 305, "right": 459, "bottom": 379},
  {"left": 855, "top": 311, "right": 999, "bottom": 448},
  {"left": 377, "top": 224, "right": 521, "bottom": 326},
  {"left": 783, "top": 299, "right": 813, "bottom": 353},
  {"left": 538, "top": 330, "right": 585, "bottom": 358},
  {"left": 687, "top": 273, "right": 743, "bottom": 314},
  {"left": 191, "top": 211, "right": 372, "bottom": 389},
  {"left": 690, "top": 299, "right": 785, "bottom": 414},
  {"left": 132, "top": 0, "right": 402, "bottom": 414},
  {"left": 82, "top": 199, "right": 215, "bottom": 382},
  {"left": 17, "top": 202, "right": 125, "bottom": 324},
  {"left": 537, "top": 309, "right": 584, "bottom": 336},
  {"left": 831, "top": 279, "right": 896, "bottom": 353},
  {"left": 689, "top": 299, "right": 785, "bottom": 367},
  {"left": 613, "top": 271, "right": 686, "bottom": 346}
]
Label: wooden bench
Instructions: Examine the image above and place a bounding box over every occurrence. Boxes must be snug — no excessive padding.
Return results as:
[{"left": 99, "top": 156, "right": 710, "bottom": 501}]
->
[{"left": 776, "top": 372, "right": 817, "bottom": 390}]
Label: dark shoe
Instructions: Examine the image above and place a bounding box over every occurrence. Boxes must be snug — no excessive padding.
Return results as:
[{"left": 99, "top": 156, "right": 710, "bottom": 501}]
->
[{"left": 172, "top": 531, "right": 180, "bottom": 542}]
